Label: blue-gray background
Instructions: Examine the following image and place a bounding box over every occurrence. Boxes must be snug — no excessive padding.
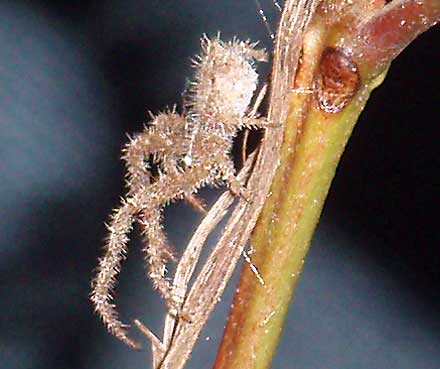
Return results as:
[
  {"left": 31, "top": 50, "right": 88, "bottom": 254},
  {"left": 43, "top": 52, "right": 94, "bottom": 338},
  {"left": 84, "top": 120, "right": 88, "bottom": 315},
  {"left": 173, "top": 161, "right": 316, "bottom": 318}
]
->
[{"left": 0, "top": 1, "right": 438, "bottom": 368}]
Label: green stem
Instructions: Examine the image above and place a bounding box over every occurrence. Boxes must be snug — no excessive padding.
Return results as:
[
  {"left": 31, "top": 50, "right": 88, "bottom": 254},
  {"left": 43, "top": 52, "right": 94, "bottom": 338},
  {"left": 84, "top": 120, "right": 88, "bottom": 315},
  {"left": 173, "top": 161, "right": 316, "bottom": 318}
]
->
[
  {"left": 214, "top": 68, "right": 388, "bottom": 369},
  {"left": 213, "top": 1, "right": 438, "bottom": 368}
]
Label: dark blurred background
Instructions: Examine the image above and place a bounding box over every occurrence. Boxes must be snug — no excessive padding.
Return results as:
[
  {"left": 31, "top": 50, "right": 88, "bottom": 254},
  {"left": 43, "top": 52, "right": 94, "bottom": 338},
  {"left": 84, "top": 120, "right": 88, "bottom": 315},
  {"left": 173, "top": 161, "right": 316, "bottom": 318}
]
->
[{"left": 0, "top": 1, "right": 438, "bottom": 368}]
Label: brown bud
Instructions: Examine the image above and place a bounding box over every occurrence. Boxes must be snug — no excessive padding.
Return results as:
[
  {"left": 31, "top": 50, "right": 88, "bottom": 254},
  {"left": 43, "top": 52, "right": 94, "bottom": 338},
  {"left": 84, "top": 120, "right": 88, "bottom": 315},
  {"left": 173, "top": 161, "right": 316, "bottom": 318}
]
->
[{"left": 314, "top": 47, "right": 360, "bottom": 113}]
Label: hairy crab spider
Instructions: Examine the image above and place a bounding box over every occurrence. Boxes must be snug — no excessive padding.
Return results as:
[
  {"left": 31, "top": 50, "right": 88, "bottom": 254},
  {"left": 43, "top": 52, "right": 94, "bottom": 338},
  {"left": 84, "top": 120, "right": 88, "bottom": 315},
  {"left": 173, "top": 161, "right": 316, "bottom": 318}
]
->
[{"left": 91, "top": 36, "right": 270, "bottom": 348}]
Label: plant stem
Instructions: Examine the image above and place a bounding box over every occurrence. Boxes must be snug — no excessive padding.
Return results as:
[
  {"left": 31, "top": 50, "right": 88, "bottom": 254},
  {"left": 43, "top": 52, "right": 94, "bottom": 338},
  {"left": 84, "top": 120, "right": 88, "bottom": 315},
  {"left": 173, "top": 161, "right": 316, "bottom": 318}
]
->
[{"left": 213, "top": 1, "right": 439, "bottom": 369}]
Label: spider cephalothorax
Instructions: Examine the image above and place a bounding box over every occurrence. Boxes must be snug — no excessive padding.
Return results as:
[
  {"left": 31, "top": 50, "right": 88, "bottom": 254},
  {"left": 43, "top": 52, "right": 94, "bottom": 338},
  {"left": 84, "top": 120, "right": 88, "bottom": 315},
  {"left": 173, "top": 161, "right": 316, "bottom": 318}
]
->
[{"left": 91, "top": 36, "right": 269, "bottom": 348}]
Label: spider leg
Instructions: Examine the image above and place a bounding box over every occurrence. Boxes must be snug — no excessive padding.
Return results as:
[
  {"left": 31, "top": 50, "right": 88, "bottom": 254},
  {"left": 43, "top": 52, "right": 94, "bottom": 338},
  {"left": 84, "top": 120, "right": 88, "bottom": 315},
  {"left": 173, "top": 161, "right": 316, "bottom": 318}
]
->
[
  {"left": 125, "top": 117, "right": 217, "bottom": 314},
  {"left": 123, "top": 115, "right": 184, "bottom": 194},
  {"left": 139, "top": 207, "right": 177, "bottom": 303},
  {"left": 126, "top": 129, "right": 190, "bottom": 309},
  {"left": 137, "top": 159, "right": 216, "bottom": 310},
  {"left": 90, "top": 199, "right": 141, "bottom": 349},
  {"left": 91, "top": 116, "right": 186, "bottom": 349},
  {"left": 124, "top": 118, "right": 207, "bottom": 214}
]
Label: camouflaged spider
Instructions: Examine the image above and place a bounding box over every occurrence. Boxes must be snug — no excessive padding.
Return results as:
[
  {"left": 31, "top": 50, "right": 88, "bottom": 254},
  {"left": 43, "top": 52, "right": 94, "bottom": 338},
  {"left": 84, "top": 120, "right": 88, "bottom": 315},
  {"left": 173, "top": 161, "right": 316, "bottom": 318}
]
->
[{"left": 91, "top": 36, "right": 270, "bottom": 348}]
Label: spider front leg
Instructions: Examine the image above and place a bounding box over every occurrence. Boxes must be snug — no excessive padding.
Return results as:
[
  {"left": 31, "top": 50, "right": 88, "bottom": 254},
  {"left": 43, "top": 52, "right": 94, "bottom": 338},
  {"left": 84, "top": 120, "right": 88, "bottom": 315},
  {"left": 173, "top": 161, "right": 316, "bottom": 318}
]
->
[
  {"left": 124, "top": 113, "right": 207, "bottom": 212},
  {"left": 125, "top": 121, "right": 187, "bottom": 298},
  {"left": 90, "top": 198, "right": 141, "bottom": 349},
  {"left": 138, "top": 207, "right": 176, "bottom": 303},
  {"left": 91, "top": 112, "right": 188, "bottom": 349},
  {"left": 136, "top": 160, "right": 217, "bottom": 314},
  {"left": 138, "top": 207, "right": 194, "bottom": 324},
  {"left": 123, "top": 112, "right": 187, "bottom": 193},
  {"left": 128, "top": 125, "right": 212, "bottom": 312}
]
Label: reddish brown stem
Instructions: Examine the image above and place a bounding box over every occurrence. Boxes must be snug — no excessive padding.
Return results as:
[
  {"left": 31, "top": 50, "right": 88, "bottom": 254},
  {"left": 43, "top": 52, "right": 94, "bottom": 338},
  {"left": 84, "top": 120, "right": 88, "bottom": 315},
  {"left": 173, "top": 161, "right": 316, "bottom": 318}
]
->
[{"left": 350, "top": 0, "right": 440, "bottom": 73}]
